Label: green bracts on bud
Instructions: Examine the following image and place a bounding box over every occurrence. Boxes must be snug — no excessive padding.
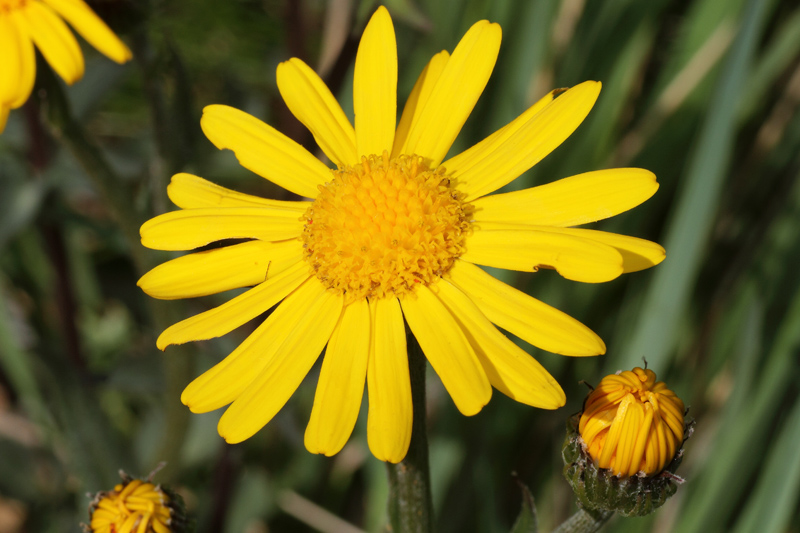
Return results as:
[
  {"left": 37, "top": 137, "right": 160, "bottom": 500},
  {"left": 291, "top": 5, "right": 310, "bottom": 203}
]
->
[{"left": 562, "top": 413, "right": 691, "bottom": 517}]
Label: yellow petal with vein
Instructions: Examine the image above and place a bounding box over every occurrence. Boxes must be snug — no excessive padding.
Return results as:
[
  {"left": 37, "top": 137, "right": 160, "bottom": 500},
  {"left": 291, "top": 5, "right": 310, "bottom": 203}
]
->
[
  {"left": 167, "top": 173, "right": 310, "bottom": 211},
  {"left": 436, "top": 281, "right": 565, "bottom": 408},
  {"left": 277, "top": 58, "right": 357, "bottom": 166},
  {"left": 156, "top": 261, "right": 309, "bottom": 350},
  {"left": 138, "top": 239, "right": 303, "bottom": 300},
  {"left": 448, "top": 81, "right": 601, "bottom": 200},
  {"left": 367, "top": 297, "right": 411, "bottom": 463},
  {"left": 140, "top": 207, "right": 304, "bottom": 251},
  {"left": 398, "top": 20, "right": 501, "bottom": 167},
  {"left": 443, "top": 87, "right": 556, "bottom": 193},
  {"left": 217, "top": 280, "right": 343, "bottom": 443},
  {"left": 305, "top": 299, "right": 370, "bottom": 456},
  {"left": 41, "top": 0, "right": 131, "bottom": 63},
  {"left": 392, "top": 50, "right": 449, "bottom": 158},
  {"left": 0, "top": 16, "right": 35, "bottom": 108},
  {"left": 445, "top": 260, "right": 605, "bottom": 356},
  {"left": 471, "top": 168, "right": 658, "bottom": 226},
  {"left": 18, "top": 2, "right": 84, "bottom": 84},
  {"left": 534, "top": 227, "right": 665, "bottom": 273},
  {"left": 401, "top": 285, "right": 491, "bottom": 416},
  {"left": 201, "top": 105, "right": 331, "bottom": 198},
  {"left": 463, "top": 225, "right": 623, "bottom": 282},
  {"left": 354, "top": 6, "right": 396, "bottom": 157},
  {"left": 182, "top": 277, "right": 326, "bottom": 413}
]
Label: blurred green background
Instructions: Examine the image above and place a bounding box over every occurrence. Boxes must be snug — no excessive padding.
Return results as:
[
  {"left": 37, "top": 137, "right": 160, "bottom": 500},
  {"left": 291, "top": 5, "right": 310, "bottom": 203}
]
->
[{"left": 1, "top": 0, "right": 800, "bottom": 531}]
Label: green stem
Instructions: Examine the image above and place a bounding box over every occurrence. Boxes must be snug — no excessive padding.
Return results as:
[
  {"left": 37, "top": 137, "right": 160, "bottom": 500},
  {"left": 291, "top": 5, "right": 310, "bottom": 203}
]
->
[
  {"left": 386, "top": 332, "right": 434, "bottom": 532},
  {"left": 552, "top": 509, "right": 614, "bottom": 533}
]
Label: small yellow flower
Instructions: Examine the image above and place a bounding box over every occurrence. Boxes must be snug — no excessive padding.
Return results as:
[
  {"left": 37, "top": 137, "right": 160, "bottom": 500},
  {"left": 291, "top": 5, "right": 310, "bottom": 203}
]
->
[
  {"left": 579, "top": 367, "right": 686, "bottom": 477},
  {"left": 0, "top": 0, "right": 132, "bottom": 133},
  {"left": 88, "top": 479, "right": 172, "bottom": 533},
  {"left": 139, "top": 6, "right": 665, "bottom": 463}
]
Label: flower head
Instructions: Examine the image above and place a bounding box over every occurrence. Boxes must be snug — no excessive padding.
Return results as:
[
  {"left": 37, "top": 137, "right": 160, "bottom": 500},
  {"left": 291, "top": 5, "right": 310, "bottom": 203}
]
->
[
  {"left": 139, "top": 6, "right": 666, "bottom": 462},
  {"left": 579, "top": 367, "right": 686, "bottom": 477},
  {"left": 88, "top": 478, "right": 173, "bottom": 533},
  {"left": 0, "top": 0, "right": 132, "bottom": 133}
]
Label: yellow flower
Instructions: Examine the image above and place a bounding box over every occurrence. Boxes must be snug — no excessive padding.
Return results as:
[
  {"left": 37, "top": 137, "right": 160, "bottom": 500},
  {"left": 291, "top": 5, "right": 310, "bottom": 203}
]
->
[
  {"left": 88, "top": 479, "right": 172, "bottom": 533},
  {"left": 579, "top": 367, "right": 686, "bottom": 477},
  {"left": 139, "top": 7, "right": 665, "bottom": 463},
  {"left": 0, "top": 0, "right": 132, "bottom": 133}
]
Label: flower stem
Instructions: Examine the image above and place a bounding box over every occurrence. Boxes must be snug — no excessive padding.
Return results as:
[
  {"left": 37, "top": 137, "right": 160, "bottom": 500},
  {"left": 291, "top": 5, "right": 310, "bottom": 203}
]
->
[
  {"left": 552, "top": 509, "right": 614, "bottom": 533},
  {"left": 386, "top": 332, "right": 434, "bottom": 532}
]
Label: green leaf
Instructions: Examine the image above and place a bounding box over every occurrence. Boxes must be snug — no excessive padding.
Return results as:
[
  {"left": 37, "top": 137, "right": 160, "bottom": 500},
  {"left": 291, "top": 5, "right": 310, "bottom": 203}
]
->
[{"left": 509, "top": 477, "right": 538, "bottom": 533}]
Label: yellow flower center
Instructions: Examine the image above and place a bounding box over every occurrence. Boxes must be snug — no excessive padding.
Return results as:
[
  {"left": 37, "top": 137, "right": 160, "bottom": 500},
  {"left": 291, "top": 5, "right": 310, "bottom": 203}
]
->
[
  {"left": 0, "top": 0, "right": 26, "bottom": 12},
  {"left": 302, "top": 152, "right": 470, "bottom": 301}
]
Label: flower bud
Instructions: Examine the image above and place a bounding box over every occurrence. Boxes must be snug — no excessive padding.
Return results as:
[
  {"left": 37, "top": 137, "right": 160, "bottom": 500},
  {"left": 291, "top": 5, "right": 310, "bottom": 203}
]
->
[
  {"left": 85, "top": 472, "right": 192, "bottom": 533},
  {"left": 562, "top": 367, "right": 691, "bottom": 517}
]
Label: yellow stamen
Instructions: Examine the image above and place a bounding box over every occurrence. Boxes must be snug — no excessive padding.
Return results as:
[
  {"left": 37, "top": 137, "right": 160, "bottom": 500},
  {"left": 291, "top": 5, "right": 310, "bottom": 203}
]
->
[
  {"left": 0, "top": 0, "right": 26, "bottom": 12},
  {"left": 302, "top": 151, "right": 470, "bottom": 301}
]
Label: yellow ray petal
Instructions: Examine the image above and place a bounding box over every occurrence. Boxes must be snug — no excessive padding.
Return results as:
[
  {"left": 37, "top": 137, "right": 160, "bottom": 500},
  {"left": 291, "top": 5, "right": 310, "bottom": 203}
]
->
[
  {"left": 392, "top": 50, "right": 449, "bottom": 158},
  {"left": 447, "top": 81, "right": 601, "bottom": 200},
  {"left": 200, "top": 105, "right": 331, "bottom": 198},
  {"left": 443, "top": 87, "right": 556, "bottom": 191},
  {"left": 182, "top": 276, "right": 327, "bottom": 413},
  {"left": 0, "top": 15, "right": 36, "bottom": 108},
  {"left": 217, "top": 280, "right": 343, "bottom": 443},
  {"left": 140, "top": 207, "right": 304, "bottom": 251},
  {"left": 276, "top": 58, "right": 357, "bottom": 166},
  {"left": 156, "top": 261, "right": 309, "bottom": 350},
  {"left": 18, "top": 1, "right": 84, "bottom": 84},
  {"left": 41, "top": 0, "right": 131, "bottom": 63},
  {"left": 463, "top": 225, "right": 623, "bottom": 282},
  {"left": 598, "top": 393, "right": 632, "bottom": 469},
  {"left": 436, "top": 280, "right": 565, "bottom": 408},
  {"left": 445, "top": 260, "right": 605, "bottom": 356},
  {"left": 400, "top": 285, "right": 491, "bottom": 416},
  {"left": 398, "top": 20, "right": 501, "bottom": 167},
  {"left": 354, "top": 6, "right": 396, "bottom": 158},
  {"left": 532, "top": 226, "right": 665, "bottom": 273},
  {"left": 305, "top": 299, "right": 370, "bottom": 456},
  {"left": 367, "top": 297, "right": 412, "bottom": 463},
  {"left": 471, "top": 168, "right": 658, "bottom": 226},
  {"left": 138, "top": 239, "right": 303, "bottom": 300},
  {"left": 167, "top": 173, "right": 311, "bottom": 211}
]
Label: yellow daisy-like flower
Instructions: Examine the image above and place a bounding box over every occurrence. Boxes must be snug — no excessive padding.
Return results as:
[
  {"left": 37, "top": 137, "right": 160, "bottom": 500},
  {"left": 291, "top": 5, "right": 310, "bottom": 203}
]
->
[
  {"left": 89, "top": 479, "right": 172, "bottom": 533},
  {"left": 579, "top": 367, "right": 686, "bottom": 477},
  {"left": 0, "top": 0, "right": 132, "bottom": 133},
  {"left": 139, "top": 7, "right": 665, "bottom": 463}
]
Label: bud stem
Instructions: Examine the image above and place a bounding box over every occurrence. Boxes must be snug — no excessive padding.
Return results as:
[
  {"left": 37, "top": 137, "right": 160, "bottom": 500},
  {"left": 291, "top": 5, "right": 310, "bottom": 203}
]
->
[
  {"left": 385, "top": 332, "right": 434, "bottom": 532},
  {"left": 552, "top": 509, "right": 614, "bottom": 533}
]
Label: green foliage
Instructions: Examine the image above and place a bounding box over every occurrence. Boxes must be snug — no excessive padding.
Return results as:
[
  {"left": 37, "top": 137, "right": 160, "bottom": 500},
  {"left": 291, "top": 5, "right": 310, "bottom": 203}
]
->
[{"left": 1, "top": 0, "right": 799, "bottom": 531}]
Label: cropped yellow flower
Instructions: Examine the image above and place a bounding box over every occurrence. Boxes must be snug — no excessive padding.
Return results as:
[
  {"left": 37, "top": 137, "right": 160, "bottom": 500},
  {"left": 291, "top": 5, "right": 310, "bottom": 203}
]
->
[
  {"left": 139, "top": 7, "right": 665, "bottom": 463},
  {"left": 88, "top": 479, "right": 171, "bottom": 533},
  {"left": 0, "top": 0, "right": 132, "bottom": 133},
  {"left": 579, "top": 367, "right": 686, "bottom": 477}
]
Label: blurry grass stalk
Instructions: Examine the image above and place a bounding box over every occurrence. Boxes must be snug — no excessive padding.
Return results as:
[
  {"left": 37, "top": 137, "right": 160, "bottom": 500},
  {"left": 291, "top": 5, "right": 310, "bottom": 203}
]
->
[
  {"left": 614, "top": 0, "right": 774, "bottom": 371},
  {"left": 386, "top": 333, "right": 433, "bottom": 533},
  {"left": 34, "top": 59, "right": 192, "bottom": 483}
]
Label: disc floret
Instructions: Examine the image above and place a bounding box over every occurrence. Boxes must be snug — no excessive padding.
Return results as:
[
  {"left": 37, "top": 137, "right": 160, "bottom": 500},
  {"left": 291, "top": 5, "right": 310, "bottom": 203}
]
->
[{"left": 302, "top": 152, "right": 470, "bottom": 301}]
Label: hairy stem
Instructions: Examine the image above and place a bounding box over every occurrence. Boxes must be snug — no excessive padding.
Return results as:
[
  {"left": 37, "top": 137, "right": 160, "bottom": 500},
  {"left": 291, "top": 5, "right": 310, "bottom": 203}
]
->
[{"left": 386, "top": 332, "right": 434, "bottom": 532}]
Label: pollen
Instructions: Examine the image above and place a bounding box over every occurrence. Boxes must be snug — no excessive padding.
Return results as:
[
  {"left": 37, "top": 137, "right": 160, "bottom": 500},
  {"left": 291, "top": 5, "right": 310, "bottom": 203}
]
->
[
  {"left": 302, "top": 152, "right": 470, "bottom": 301},
  {"left": 0, "top": 0, "right": 26, "bottom": 12}
]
